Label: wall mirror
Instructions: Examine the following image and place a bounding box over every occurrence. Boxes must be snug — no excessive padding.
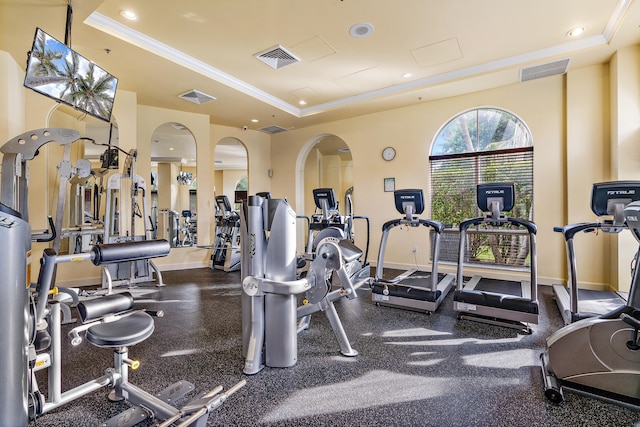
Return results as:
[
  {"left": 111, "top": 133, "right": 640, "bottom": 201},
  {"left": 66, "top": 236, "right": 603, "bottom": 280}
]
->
[
  {"left": 150, "top": 122, "right": 197, "bottom": 248},
  {"left": 298, "top": 135, "right": 354, "bottom": 254},
  {"left": 302, "top": 134, "right": 353, "bottom": 217},
  {"left": 48, "top": 104, "right": 119, "bottom": 254},
  {"left": 213, "top": 137, "right": 248, "bottom": 210}
]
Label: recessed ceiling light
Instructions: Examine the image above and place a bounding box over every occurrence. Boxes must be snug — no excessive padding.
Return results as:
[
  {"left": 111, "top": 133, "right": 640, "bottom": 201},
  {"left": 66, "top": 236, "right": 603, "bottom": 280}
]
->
[
  {"left": 566, "top": 26, "right": 586, "bottom": 37},
  {"left": 349, "top": 23, "right": 374, "bottom": 38},
  {"left": 298, "top": 100, "right": 307, "bottom": 106},
  {"left": 251, "top": 119, "right": 259, "bottom": 123},
  {"left": 169, "top": 147, "right": 174, "bottom": 151},
  {"left": 402, "top": 72, "right": 413, "bottom": 78},
  {"left": 120, "top": 10, "right": 139, "bottom": 21}
]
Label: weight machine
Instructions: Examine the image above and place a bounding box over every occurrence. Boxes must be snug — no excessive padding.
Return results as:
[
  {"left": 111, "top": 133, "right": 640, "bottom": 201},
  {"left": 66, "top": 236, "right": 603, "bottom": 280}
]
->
[
  {"left": 241, "top": 195, "right": 370, "bottom": 375},
  {"left": 102, "top": 148, "right": 164, "bottom": 291},
  {"left": 0, "top": 128, "right": 244, "bottom": 426}
]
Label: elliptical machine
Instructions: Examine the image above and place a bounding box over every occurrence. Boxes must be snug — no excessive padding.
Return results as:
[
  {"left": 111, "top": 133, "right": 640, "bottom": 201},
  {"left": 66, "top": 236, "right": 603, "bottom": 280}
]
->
[{"left": 541, "top": 200, "right": 640, "bottom": 406}]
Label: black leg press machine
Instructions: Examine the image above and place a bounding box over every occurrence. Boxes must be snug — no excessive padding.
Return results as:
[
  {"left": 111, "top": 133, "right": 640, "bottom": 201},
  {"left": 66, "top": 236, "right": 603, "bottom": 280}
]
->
[{"left": 0, "top": 129, "right": 244, "bottom": 427}]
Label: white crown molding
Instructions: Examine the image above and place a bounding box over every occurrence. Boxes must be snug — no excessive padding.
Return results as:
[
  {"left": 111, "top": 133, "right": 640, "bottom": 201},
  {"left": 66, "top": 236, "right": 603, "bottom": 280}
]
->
[{"left": 86, "top": 1, "right": 629, "bottom": 118}]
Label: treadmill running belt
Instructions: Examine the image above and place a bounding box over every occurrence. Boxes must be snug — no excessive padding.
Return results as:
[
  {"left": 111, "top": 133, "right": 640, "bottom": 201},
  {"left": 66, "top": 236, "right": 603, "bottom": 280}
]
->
[
  {"left": 577, "top": 289, "right": 626, "bottom": 315},
  {"left": 402, "top": 271, "right": 443, "bottom": 286},
  {"left": 456, "top": 277, "right": 539, "bottom": 315},
  {"left": 473, "top": 278, "right": 522, "bottom": 297},
  {"left": 371, "top": 272, "right": 447, "bottom": 302}
]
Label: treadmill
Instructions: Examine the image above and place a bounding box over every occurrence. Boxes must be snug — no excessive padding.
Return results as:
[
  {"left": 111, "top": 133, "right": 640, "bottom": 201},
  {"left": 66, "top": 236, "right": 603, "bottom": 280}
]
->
[
  {"left": 371, "top": 189, "right": 455, "bottom": 314},
  {"left": 453, "top": 183, "right": 539, "bottom": 333},
  {"left": 552, "top": 181, "right": 640, "bottom": 325}
]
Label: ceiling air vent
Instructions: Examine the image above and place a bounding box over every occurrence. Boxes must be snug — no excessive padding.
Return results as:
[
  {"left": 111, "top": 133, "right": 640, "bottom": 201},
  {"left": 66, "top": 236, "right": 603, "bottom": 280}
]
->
[
  {"left": 259, "top": 125, "right": 289, "bottom": 134},
  {"left": 520, "top": 59, "right": 570, "bottom": 82},
  {"left": 178, "top": 89, "right": 216, "bottom": 105},
  {"left": 255, "top": 45, "right": 300, "bottom": 69}
]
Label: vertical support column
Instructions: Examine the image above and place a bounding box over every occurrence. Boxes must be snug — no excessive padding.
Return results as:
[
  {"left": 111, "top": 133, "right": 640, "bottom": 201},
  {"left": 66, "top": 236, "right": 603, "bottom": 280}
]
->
[
  {"left": 0, "top": 206, "right": 31, "bottom": 426},
  {"left": 611, "top": 47, "right": 640, "bottom": 292},
  {"left": 264, "top": 200, "right": 298, "bottom": 368},
  {"left": 241, "top": 197, "right": 266, "bottom": 374}
]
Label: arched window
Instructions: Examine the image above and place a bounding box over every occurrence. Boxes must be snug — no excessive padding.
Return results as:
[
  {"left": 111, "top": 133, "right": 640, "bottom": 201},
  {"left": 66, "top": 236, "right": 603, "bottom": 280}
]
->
[{"left": 430, "top": 108, "right": 533, "bottom": 266}]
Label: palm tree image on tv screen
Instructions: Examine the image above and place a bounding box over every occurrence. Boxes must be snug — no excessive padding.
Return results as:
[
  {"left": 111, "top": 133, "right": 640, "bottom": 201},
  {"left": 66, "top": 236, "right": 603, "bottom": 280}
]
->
[{"left": 24, "top": 27, "right": 118, "bottom": 122}]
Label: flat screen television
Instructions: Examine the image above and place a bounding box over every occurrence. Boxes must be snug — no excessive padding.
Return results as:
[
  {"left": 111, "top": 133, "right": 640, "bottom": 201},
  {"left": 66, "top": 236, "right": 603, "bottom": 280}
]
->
[{"left": 24, "top": 27, "right": 118, "bottom": 122}]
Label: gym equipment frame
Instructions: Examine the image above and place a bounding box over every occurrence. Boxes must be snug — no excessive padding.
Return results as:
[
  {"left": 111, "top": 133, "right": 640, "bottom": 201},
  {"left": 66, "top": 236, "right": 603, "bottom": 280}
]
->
[{"left": 453, "top": 183, "right": 539, "bottom": 334}]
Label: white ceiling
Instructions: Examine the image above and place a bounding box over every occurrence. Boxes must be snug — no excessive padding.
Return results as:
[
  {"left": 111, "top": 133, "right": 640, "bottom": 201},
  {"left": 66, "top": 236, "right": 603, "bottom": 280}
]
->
[{"left": 2, "top": 0, "right": 640, "bottom": 139}]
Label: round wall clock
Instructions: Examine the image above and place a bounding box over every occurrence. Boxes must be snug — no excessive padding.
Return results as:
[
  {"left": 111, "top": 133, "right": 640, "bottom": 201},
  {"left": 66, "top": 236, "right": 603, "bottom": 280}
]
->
[{"left": 382, "top": 146, "right": 396, "bottom": 161}]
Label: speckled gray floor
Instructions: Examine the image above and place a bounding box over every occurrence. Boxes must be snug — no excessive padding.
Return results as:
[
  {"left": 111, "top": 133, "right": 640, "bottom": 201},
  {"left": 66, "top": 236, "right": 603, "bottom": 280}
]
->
[{"left": 28, "top": 267, "right": 640, "bottom": 427}]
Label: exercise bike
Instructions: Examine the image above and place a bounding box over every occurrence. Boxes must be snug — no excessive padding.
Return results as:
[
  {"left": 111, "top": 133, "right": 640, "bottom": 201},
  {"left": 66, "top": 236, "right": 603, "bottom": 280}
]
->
[{"left": 540, "top": 200, "right": 640, "bottom": 407}]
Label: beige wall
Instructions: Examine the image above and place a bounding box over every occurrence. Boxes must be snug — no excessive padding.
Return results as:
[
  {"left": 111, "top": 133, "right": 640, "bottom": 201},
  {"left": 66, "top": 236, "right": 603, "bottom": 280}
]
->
[
  {"left": 2, "top": 44, "right": 640, "bottom": 291},
  {"left": 611, "top": 46, "right": 640, "bottom": 292},
  {"left": 271, "top": 76, "right": 567, "bottom": 285},
  {"left": 566, "top": 64, "right": 612, "bottom": 289},
  {"left": 0, "top": 50, "right": 24, "bottom": 144}
]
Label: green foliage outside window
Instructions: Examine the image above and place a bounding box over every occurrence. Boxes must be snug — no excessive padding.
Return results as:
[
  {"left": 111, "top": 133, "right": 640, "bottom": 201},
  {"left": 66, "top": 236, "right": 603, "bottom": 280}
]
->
[{"left": 430, "top": 108, "right": 533, "bottom": 267}]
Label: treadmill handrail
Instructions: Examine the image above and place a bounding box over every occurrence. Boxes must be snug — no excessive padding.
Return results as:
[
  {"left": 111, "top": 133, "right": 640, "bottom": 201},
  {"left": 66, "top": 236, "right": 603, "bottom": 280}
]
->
[
  {"left": 554, "top": 221, "right": 606, "bottom": 241},
  {"left": 381, "top": 217, "right": 445, "bottom": 233},
  {"left": 456, "top": 216, "right": 538, "bottom": 303},
  {"left": 352, "top": 215, "right": 370, "bottom": 266},
  {"left": 375, "top": 217, "right": 445, "bottom": 291},
  {"left": 460, "top": 216, "right": 537, "bottom": 234}
]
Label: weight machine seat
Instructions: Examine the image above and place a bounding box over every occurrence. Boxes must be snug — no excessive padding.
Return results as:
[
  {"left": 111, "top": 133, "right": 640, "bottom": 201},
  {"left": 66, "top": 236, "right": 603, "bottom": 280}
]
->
[
  {"left": 85, "top": 312, "right": 155, "bottom": 348},
  {"left": 78, "top": 293, "right": 155, "bottom": 348}
]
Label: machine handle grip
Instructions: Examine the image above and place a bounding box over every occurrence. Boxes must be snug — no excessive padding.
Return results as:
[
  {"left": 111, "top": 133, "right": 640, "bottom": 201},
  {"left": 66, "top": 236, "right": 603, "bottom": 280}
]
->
[
  {"left": 145, "top": 310, "right": 164, "bottom": 318},
  {"left": 34, "top": 248, "right": 57, "bottom": 325},
  {"left": 33, "top": 216, "right": 57, "bottom": 243}
]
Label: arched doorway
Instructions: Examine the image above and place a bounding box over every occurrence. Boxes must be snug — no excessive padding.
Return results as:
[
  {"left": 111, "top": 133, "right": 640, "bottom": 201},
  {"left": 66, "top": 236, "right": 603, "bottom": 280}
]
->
[{"left": 296, "top": 134, "right": 354, "bottom": 252}]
